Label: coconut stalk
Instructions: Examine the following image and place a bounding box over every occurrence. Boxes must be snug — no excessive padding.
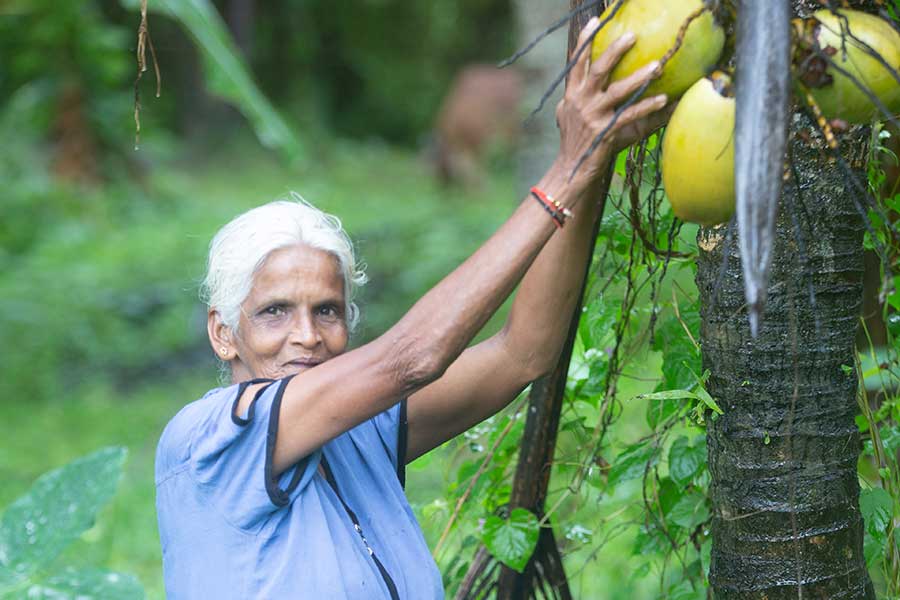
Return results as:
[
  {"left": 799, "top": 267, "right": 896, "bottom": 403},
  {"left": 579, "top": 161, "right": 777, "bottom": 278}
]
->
[
  {"left": 699, "top": 0, "right": 880, "bottom": 595},
  {"left": 456, "top": 2, "right": 607, "bottom": 598},
  {"left": 734, "top": 0, "right": 791, "bottom": 337}
]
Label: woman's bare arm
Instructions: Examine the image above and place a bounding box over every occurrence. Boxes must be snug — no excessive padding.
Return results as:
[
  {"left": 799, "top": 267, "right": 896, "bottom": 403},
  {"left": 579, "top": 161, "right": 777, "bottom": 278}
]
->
[
  {"left": 405, "top": 27, "right": 675, "bottom": 459},
  {"left": 265, "top": 19, "right": 670, "bottom": 474}
]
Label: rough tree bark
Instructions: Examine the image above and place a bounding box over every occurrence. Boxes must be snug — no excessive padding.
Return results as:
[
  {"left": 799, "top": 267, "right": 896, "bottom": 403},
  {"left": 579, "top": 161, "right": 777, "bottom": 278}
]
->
[{"left": 698, "top": 1, "right": 879, "bottom": 597}]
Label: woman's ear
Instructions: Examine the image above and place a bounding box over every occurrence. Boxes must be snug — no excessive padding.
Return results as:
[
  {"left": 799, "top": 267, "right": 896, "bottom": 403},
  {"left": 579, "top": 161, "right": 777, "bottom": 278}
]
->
[{"left": 207, "top": 310, "right": 235, "bottom": 361}]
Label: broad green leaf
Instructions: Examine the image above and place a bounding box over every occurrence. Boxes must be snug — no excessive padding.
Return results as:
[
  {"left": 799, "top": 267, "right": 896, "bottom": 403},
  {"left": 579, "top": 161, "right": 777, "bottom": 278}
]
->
[
  {"left": 667, "top": 579, "right": 703, "bottom": 600},
  {"left": 614, "top": 148, "right": 629, "bottom": 178},
  {"left": 652, "top": 305, "right": 700, "bottom": 392},
  {"left": 19, "top": 567, "right": 144, "bottom": 600},
  {"left": 860, "top": 487, "right": 893, "bottom": 535},
  {"left": 631, "top": 526, "right": 666, "bottom": 556},
  {"left": 0, "top": 447, "right": 127, "bottom": 591},
  {"left": 700, "top": 538, "right": 712, "bottom": 582},
  {"left": 668, "top": 491, "right": 710, "bottom": 530},
  {"left": 878, "top": 425, "right": 900, "bottom": 456},
  {"left": 581, "top": 354, "right": 611, "bottom": 397},
  {"left": 628, "top": 560, "right": 651, "bottom": 583},
  {"left": 121, "top": 0, "right": 302, "bottom": 162},
  {"left": 608, "top": 442, "right": 659, "bottom": 488},
  {"left": 481, "top": 509, "right": 540, "bottom": 573},
  {"left": 656, "top": 477, "right": 682, "bottom": 517},
  {"left": 647, "top": 304, "right": 700, "bottom": 429},
  {"left": 584, "top": 298, "right": 619, "bottom": 343},
  {"left": 668, "top": 436, "right": 707, "bottom": 489},
  {"left": 864, "top": 527, "right": 886, "bottom": 566}
]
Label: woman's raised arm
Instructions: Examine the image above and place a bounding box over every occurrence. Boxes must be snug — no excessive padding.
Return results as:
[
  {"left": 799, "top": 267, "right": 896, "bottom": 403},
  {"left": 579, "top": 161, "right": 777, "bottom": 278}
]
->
[
  {"left": 260, "top": 18, "right": 672, "bottom": 474},
  {"left": 404, "top": 24, "right": 676, "bottom": 459}
]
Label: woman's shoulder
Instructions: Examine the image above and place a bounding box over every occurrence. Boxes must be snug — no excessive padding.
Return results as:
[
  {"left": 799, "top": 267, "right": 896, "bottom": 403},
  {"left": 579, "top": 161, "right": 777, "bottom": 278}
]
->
[
  {"left": 165, "top": 385, "right": 237, "bottom": 437},
  {"left": 154, "top": 385, "right": 239, "bottom": 482}
]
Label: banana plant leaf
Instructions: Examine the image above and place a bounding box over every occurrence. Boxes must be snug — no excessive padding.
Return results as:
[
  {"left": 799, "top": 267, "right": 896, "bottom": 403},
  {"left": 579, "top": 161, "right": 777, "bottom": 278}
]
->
[
  {"left": 121, "top": 0, "right": 304, "bottom": 163},
  {"left": 734, "top": 0, "right": 792, "bottom": 336}
]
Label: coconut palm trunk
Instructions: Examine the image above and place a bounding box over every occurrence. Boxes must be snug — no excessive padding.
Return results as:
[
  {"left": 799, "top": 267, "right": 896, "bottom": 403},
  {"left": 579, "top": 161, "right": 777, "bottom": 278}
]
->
[{"left": 698, "top": 2, "right": 878, "bottom": 596}]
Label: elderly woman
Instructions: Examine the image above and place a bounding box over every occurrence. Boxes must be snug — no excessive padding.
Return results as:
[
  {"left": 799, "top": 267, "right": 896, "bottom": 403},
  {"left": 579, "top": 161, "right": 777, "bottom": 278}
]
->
[{"left": 156, "top": 20, "right": 670, "bottom": 599}]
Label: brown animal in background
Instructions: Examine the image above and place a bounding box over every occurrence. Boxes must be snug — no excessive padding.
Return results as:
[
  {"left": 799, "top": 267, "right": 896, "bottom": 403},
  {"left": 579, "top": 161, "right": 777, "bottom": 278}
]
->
[
  {"left": 428, "top": 65, "right": 524, "bottom": 186},
  {"left": 52, "top": 81, "right": 99, "bottom": 184}
]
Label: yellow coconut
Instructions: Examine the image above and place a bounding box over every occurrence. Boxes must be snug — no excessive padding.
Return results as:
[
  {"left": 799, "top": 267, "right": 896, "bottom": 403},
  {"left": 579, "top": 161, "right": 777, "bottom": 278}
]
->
[
  {"left": 662, "top": 72, "right": 735, "bottom": 226},
  {"left": 591, "top": 0, "right": 725, "bottom": 99},
  {"left": 808, "top": 9, "right": 900, "bottom": 123}
]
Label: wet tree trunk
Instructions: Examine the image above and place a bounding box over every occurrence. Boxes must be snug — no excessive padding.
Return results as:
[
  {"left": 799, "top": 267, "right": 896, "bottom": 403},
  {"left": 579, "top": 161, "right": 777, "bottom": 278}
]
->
[{"left": 698, "top": 3, "right": 876, "bottom": 597}]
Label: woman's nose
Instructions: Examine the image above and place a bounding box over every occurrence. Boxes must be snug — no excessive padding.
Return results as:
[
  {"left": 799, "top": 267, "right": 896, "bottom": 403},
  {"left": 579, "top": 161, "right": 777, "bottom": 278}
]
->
[{"left": 288, "top": 312, "right": 321, "bottom": 348}]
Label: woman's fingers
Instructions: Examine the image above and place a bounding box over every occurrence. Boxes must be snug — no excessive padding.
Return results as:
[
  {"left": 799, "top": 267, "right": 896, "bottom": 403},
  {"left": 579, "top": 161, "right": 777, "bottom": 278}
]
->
[
  {"left": 604, "top": 60, "right": 661, "bottom": 107},
  {"left": 589, "top": 32, "right": 636, "bottom": 90},
  {"left": 556, "top": 24, "right": 677, "bottom": 173},
  {"left": 633, "top": 101, "right": 677, "bottom": 140},
  {"left": 616, "top": 94, "right": 670, "bottom": 136},
  {"left": 571, "top": 17, "right": 601, "bottom": 87}
]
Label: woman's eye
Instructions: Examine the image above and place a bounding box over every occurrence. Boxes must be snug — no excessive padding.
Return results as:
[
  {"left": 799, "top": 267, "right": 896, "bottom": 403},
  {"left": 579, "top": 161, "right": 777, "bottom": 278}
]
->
[
  {"left": 263, "top": 305, "right": 285, "bottom": 317},
  {"left": 317, "top": 305, "right": 340, "bottom": 319}
]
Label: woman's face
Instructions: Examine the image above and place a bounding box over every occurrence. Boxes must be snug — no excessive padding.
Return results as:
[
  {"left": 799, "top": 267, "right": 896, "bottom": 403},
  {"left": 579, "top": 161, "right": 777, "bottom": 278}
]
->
[{"left": 226, "top": 244, "right": 349, "bottom": 382}]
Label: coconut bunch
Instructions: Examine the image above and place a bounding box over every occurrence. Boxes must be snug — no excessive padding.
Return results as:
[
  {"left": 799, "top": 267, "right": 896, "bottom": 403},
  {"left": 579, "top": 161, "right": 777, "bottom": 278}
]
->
[
  {"left": 591, "top": 0, "right": 900, "bottom": 226},
  {"left": 588, "top": 0, "right": 900, "bottom": 334}
]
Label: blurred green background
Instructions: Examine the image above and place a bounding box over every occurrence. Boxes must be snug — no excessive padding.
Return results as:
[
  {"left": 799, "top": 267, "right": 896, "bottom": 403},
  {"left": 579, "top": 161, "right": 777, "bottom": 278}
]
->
[{"left": 0, "top": 1, "right": 683, "bottom": 598}]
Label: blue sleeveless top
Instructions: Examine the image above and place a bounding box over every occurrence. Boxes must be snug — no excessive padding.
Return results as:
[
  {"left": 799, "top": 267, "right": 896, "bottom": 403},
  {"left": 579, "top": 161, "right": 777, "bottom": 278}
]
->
[{"left": 155, "top": 377, "right": 444, "bottom": 599}]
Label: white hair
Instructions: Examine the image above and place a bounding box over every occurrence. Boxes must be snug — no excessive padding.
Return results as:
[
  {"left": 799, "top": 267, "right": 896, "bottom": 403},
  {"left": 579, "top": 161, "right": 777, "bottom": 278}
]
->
[{"left": 200, "top": 192, "right": 367, "bottom": 333}]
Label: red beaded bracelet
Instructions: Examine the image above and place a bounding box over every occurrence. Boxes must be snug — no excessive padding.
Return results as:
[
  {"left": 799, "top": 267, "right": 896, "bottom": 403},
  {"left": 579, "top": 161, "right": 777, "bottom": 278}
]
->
[{"left": 530, "top": 186, "right": 573, "bottom": 229}]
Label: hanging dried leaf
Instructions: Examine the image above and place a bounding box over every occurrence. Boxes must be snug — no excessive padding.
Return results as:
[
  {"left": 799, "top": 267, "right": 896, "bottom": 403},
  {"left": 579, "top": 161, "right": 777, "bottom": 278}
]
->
[{"left": 735, "top": 0, "right": 792, "bottom": 336}]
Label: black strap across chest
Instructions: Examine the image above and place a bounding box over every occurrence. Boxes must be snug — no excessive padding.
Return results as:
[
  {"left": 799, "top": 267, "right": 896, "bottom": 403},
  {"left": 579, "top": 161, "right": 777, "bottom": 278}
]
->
[{"left": 320, "top": 456, "right": 401, "bottom": 600}]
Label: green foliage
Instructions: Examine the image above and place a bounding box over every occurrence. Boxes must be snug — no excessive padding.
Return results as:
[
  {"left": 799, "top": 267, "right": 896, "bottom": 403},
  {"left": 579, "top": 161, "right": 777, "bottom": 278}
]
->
[
  {"left": 0, "top": 0, "right": 138, "bottom": 177},
  {"left": 668, "top": 491, "right": 710, "bottom": 530},
  {"left": 0, "top": 1, "right": 136, "bottom": 261},
  {"left": 0, "top": 447, "right": 142, "bottom": 599},
  {"left": 855, "top": 103, "right": 900, "bottom": 596},
  {"left": 12, "top": 567, "right": 143, "bottom": 600},
  {"left": 121, "top": 0, "right": 303, "bottom": 162},
  {"left": 653, "top": 300, "right": 701, "bottom": 392},
  {"left": 0, "top": 137, "right": 514, "bottom": 403},
  {"left": 0, "top": 1, "right": 130, "bottom": 104},
  {"left": 0, "top": 197, "right": 207, "bottom": 401},
  {"left": 608, "top": 442, "right": 660, "bottom": 488},
  {"left": 668, "top": 435, "right": 707, "bottom": 490},
  {"left": 427, "top": 143, "right": 714, "bottom": 596},
  {"left": 635, "top": 377, "right": 723, "bottom": 428},
  {"left": 276, "top": 0, "right": 514, "bottom": 143},
  {"left": 861, "top": 488, "right": 893, "bottom": 537},
  {"left": 480, "top": 508, "right": 540, "bottom": 573}
]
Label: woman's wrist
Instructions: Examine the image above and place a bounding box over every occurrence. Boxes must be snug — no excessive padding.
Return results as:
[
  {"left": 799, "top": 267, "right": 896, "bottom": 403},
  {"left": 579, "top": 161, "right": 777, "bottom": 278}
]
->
[
  {"left": 536, "top": 161, "right": 578, "bottom": 210},
  {"left": 537, "top": 152, "right": 609, "bottom": 218}
]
